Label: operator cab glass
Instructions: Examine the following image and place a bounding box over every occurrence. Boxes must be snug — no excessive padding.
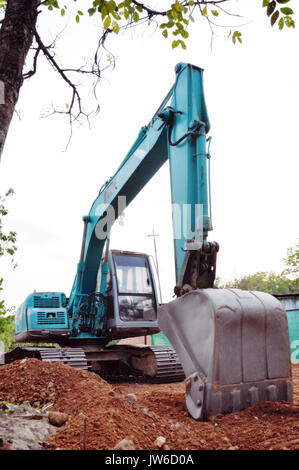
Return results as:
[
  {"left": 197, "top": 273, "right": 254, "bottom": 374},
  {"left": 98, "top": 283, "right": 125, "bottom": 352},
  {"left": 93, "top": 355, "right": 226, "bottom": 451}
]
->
[{"left": 113, "top": 253, "right": 157, "bottom": 322}]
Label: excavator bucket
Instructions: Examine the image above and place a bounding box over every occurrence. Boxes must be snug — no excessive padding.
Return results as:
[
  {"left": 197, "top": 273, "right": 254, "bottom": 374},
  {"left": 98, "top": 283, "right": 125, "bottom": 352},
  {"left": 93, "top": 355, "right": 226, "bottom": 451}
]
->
[{"left": 158, "top": 288, "right": 293, "bottom": 420}]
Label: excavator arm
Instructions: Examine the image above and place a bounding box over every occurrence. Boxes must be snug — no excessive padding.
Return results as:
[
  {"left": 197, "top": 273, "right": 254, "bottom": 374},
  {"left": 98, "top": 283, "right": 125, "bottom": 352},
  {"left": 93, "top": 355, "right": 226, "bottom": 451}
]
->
[{"left": 69, "top": 63, "right": 217, "bottom": 319}]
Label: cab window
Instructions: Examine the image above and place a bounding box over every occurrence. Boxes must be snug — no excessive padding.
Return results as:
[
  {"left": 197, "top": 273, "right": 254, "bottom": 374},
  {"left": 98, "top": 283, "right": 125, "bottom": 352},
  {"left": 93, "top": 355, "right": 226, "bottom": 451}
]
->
[{"left": 114, "top": 255, "right": 153, "bottom": 295}]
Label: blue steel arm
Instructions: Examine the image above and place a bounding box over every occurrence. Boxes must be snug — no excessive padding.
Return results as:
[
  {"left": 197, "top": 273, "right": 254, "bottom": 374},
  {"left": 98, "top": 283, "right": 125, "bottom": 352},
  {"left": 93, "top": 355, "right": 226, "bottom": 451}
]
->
[
  {"left": 167, "top": 63, "right": 212, "bottom": 285},
  {"left": 68, "top": 63, "right": 213, "bottom": 314}
]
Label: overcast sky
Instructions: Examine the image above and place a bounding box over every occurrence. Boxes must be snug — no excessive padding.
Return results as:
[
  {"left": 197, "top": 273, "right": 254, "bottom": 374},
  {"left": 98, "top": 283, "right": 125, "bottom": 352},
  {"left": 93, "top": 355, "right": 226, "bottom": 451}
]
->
[{"left": 0, "top": 1, "right": 298, "bottom": 308}]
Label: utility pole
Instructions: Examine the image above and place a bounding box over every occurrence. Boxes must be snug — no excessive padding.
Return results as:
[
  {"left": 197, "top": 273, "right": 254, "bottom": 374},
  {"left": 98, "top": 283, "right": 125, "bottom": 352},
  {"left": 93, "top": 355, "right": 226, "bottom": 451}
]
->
[{"left": 148, "top": 227, "right": 163, "bottom": 303}]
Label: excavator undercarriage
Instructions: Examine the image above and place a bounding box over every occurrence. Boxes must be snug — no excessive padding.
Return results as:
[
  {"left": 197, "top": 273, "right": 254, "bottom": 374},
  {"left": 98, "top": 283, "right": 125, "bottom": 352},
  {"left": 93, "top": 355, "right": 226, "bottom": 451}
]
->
[{"left": 4, "top": 343, "right": 185, "bottom": 384}]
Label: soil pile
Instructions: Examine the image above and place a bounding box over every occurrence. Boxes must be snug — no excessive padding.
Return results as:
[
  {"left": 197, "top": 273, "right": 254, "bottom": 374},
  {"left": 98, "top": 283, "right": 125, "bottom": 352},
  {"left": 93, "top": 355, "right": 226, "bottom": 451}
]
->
[{"left": 0, "top": 358, "right": 298, "bottom": 450}]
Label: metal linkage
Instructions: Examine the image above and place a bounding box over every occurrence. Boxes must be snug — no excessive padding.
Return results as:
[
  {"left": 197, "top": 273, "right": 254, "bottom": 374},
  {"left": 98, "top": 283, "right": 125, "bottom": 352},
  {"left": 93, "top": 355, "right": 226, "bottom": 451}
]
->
[{"left": 77, "top": 292, "right": 107, "bottom": 336}]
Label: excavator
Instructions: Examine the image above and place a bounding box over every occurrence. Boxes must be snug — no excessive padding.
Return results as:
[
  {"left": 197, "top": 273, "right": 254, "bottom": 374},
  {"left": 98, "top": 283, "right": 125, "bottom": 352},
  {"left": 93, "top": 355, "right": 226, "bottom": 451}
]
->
[{"left": 4, "top": 63, "right": 292, "bottom": 420}]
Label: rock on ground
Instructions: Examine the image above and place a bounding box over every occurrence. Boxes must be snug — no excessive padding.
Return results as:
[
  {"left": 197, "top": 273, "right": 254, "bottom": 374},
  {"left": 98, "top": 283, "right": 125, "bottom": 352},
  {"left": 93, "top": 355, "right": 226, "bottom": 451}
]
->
[
  {"left": 0, "top": 403, "right": 57, "bottom": 450},
  {"left": 113, "top": 439, "right": 135, "bottom": 450}
]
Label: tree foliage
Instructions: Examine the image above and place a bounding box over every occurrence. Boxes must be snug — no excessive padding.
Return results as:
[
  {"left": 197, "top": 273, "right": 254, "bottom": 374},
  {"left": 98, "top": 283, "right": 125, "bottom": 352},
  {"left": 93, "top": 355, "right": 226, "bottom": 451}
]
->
[
  {"left": 0, "top": 1, "right": 295, "bottom": 158},
  {"left": 282, "top": 241, "right": 299, "bottom": 280},
  {"left": 217, "top": 242, "right": 299, "bottom": 295},
  {"left": 40, "top": 0, "right": 296, "bottom": 50},
  {"left": 0, "top": 190, "right": 17, "bottom": 351},
  {"left": 0, "top": 189, "right": 17, "bottom": 266},
  {"left": 0, "top": 278, "right": 15, "bottom": 351},
  {"left": 218, "top": 270, "right": 296, "bottom": 295}
]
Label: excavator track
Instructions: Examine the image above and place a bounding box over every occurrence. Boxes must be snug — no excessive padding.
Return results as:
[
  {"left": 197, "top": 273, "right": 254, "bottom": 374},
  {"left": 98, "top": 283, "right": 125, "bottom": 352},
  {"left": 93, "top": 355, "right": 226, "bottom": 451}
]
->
[
  {"left": 4, "top": 346, "right": 88, "bottom": 370},
  {"left": 5, "top": 345, "right": 184, "bottom": 383},
  {"left": 149, "top": 345, "right": 185, "bottom": 383},
  {"left": 96, "top": 345, "right": 185, "bottom": 384},
  {"left": 38, "top": 348, "right": 88, "bottom": 370}
]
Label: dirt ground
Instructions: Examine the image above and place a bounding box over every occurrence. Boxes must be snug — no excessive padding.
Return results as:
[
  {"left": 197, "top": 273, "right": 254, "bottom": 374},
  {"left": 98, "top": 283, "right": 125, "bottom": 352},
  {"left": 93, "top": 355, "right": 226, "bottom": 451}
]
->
[{"left": 0, "top": 358, "right": 298, "bottom": 450}]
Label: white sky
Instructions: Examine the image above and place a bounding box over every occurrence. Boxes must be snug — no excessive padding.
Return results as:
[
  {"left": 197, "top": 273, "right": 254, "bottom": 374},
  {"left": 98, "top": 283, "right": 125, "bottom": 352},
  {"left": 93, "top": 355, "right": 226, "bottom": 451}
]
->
[{"left": 0, "top": 1, "right": 298, "bottom": 308}]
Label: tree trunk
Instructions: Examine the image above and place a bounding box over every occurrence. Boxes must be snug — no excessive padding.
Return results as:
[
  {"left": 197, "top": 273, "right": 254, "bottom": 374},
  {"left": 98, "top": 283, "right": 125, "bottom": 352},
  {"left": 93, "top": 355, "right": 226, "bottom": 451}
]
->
[{"left": 0, "top": 0, "right": 39, "bottom": 162}]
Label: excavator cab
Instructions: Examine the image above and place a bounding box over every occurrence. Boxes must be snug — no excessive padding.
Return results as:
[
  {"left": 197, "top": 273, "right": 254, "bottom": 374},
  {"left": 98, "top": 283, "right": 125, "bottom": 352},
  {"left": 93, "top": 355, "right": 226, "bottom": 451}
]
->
[{"left": 104, "top": 250, "right": 160, "bottom": 340}]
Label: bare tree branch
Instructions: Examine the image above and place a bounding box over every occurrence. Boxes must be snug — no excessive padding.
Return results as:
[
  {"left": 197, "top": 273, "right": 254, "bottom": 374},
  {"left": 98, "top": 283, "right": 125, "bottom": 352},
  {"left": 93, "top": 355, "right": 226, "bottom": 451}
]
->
[
  {"left": 33, "top": 27, "right": 91, "bottom": 148},
  {"left": 23, "top": 45, "right": 41, "bottom": 80}
]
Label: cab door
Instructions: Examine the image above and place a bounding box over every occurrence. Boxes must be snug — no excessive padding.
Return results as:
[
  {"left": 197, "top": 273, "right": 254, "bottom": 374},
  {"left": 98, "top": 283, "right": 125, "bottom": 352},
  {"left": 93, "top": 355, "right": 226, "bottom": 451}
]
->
[{"left": 106, "top": 250, "right": 160, "bottom": 339}]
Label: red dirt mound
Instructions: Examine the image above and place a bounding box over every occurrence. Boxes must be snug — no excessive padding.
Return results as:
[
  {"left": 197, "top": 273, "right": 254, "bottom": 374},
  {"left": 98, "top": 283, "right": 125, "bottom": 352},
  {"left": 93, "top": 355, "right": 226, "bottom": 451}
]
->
[{"left": 0, "top": 358, "right": 298, "bottom": 450}]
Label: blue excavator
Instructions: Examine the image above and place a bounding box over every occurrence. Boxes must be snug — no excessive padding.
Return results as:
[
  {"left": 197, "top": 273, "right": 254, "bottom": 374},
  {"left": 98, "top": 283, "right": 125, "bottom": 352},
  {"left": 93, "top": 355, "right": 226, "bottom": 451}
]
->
[{"left": 5, "top": 63, "right": 293, "bottom": 420}]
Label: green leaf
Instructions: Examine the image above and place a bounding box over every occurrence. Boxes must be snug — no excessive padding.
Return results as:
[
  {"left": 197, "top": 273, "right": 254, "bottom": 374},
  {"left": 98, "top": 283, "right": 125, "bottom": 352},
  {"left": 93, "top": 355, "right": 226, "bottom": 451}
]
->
[
  {"left": 112, "top": 20, "right": 119, "bottom": 34},
  {"left": 172, "top": 40, "right": 179, "bottom": 48},
  {"left": 104, "top": 15, "right": 111, "bottom": 29},
  {"left": 263, "top": 0, "right": 270, "bottom": 6},
  {"left": 133, "top": 11, "right": 139, "bottom": 22},
  {"left": 267, "top": 1, "right": 276, "bottom": 16},
  {"left": 232, "top": 31, "right": 242, "bottom": 44},
  {"left": 181, "top": 29, "right": 189, "bottom": 38},
  {"left": 101, "top": 5, "right": 108, "bottom": 19},
  {"left": 111, "top": 10, "right": 121, "bottom": 20},
  {"left": 278, "top": 16, "right": 285, "bottom": 29},
  {"left": 77, "top": 10, "right": 83, "bottom": 16},
  {"left": 280, "top": 7, "right": 293, "bottom": 14},
  {"left": 5, "top": 188, "right": 14, "bottom": 197},
  {"left": 211, "top": 10, "right": 219, "bottom": 16},
  {"left": 284, "top": 15, "right": 295, "bottom": 27},
  {"left": 61, "top": 8, "right": 65, "bottom": 16},
  {"left": 202, "top": 7, "right": 207, "bottom": 16},
  {"left": 106, "top": 0, "right": 117, "bottom": 13},
  {"left": 174, "top": 1, "right": 184, "bottom": 13},
  {"left": 88, "top": 7, "right": 95, "bottom": 16},
  {"left": 162, "top": 29, "right": 168, "bottom": 38},
  {"left": 171, "top": 9, "right": 178, "bottom": 20},
  {"left": 75, "top": 14, "right": 80, "bottom": 23},
  {"left": 271, "top": 10, "right": 279, "bottom": 25},
  {"left": 277, "top": 0, "right": 291, "bottom": 3}
]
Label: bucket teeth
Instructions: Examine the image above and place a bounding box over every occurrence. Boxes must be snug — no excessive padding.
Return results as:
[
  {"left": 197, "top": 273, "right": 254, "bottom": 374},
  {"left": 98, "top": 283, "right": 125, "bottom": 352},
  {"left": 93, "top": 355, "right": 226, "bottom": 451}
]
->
[
  {"left": 266, "top": 384, "right": 278, "bottom": 401},
  {"left": 230, "top": 389, "right": 241, "bottom": 413},
  {"left": 248, "top": 386, "right": 259, "bottom": 406}
]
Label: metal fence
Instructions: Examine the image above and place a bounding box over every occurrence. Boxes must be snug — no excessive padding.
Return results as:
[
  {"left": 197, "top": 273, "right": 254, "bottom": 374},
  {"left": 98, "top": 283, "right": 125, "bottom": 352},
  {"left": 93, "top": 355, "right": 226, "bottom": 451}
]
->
[{"left": 275, "top": 293, "right": 299, "bottom": 364}]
